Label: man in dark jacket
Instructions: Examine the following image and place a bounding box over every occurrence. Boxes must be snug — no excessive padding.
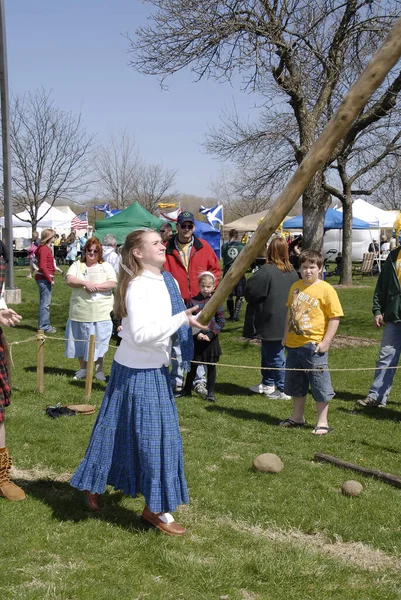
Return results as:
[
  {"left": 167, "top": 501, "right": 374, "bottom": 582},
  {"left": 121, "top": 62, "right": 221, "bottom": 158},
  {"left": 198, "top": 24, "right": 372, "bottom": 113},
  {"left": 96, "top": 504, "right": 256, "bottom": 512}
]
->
[
  {"left": 357, "top": 247, "right": 401, "bottom": 407},
  {"left": 164, "top": 210, "right": 221, "bottom": 394}
]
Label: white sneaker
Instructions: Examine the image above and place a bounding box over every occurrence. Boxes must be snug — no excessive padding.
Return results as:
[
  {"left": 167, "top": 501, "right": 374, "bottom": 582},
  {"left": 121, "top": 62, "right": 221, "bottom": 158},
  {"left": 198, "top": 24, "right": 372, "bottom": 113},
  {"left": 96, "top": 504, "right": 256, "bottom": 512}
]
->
[
  {"left": 265, "top": 390, "right": 291, "bottom": 400},
  {"left": 194, "top": 382, "right": 208, "bottom": 398},
  {"left": 73, "top": 368, "right": 87, "bottom": 380},
  {"left": 249, "top": 383, "right": 275, "bottom": 395},
  {"left": 95, "top": 371, "right": 106, "bottom": 382}
]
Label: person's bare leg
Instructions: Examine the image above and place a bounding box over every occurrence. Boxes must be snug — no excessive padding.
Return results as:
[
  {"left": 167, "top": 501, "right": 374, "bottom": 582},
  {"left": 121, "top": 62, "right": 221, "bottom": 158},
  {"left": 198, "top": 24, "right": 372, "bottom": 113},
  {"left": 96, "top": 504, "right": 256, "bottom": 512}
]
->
[
  {"left": 78, "top": 358, "right": 87, "bottom": 370},
  {"left": 290, "top": 396, "right": 306, "bottom": 424},
  {"left": 313, "top": 402, "right": 330, "bottom": 434}
]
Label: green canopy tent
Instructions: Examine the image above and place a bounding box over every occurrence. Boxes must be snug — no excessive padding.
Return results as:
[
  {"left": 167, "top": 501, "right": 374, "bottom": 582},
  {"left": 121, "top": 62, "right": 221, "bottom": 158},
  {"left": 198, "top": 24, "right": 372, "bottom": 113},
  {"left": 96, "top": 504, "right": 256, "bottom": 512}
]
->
[{"left": 93, "top": 201, "right": 174, "bottom": 244}]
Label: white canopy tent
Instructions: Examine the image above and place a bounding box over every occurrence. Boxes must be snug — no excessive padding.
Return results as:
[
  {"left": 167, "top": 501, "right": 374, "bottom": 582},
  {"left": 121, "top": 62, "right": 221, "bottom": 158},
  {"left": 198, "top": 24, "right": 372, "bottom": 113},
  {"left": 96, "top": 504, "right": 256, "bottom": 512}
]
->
[
  {"left": 337, "top": 198, "right": 399, "bottom": 229},
  {"left": 0, "top": 201, "right": 73, "bottom": 229},
  {"left": 0, "top": 202, "right": 80, "bottom": 250}
]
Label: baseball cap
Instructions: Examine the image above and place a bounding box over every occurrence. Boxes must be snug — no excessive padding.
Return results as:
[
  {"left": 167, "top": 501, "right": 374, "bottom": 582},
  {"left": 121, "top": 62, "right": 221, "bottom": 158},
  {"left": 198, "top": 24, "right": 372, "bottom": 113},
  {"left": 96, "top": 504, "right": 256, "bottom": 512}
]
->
[{"left": 177, "top": 211, "right": 195, "bottom": 225}]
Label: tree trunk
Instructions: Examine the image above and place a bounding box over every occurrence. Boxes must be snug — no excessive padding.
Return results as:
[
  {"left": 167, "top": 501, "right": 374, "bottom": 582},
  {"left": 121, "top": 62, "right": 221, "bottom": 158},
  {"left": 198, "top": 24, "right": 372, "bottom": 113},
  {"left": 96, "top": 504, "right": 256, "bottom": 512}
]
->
[
  {"left": 302, "top": 173, "right": 331, "bottom": 251},
  {"left": 339, "top": 193, "right": 353, "bottom": 285}
]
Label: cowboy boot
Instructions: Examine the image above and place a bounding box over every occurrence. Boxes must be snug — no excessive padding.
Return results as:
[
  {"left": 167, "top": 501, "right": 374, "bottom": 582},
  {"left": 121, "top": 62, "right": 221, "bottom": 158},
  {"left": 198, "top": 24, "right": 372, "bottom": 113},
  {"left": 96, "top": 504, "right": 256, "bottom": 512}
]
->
[
  {"left": 233, "top": 297, "right": 244, "bottom": 321},
  {"left": 0, "top": 447, "right": 26, "bottom": 501}
]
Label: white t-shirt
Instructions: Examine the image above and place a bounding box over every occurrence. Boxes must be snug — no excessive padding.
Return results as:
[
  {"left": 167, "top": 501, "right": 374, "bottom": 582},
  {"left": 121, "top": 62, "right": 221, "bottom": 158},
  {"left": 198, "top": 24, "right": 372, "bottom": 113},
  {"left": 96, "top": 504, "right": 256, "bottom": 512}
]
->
[{"left": 114, "top": 270, "right": 189, "bottom": 369}]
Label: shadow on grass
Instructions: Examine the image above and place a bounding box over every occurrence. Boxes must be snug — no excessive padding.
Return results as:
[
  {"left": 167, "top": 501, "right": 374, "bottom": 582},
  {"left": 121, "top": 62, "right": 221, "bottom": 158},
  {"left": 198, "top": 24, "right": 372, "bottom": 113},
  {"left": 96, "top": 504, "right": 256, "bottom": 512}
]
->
[
  {"left": 338, "top": 406, "right": 401, "bottom": 422},
  {"left": 15, "top": 324, "right": 40, "bottom": 333},
  {"left": 215, "top": 382, "right": 258, "bottom": 396},
  {"left": 334, "top": 389, "right": 368, "bottom": 402},
  {"left": 20, "top": 479, "right": 149, "bottom": 532},
  {"left": 349, "top": 438, "right": 401, "bottom": 455},
  {"left": 204, "top": 403, "right": 287, "bottom": 426},
  {"left": 23, "top": 365, "right": 108, "bottom": 390}
]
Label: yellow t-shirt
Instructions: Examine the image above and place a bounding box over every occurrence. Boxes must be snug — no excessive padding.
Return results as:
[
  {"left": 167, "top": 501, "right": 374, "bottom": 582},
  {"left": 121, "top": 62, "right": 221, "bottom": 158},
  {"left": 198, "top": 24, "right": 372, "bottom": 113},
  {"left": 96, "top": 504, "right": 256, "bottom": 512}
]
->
[
  {"left": 285, "top": 280, "right": 343, "bottom": 348},
  {"left": 177, "top": 241, "right": 192, "bottom": 271},
  {"left": 395, "top": 248, "right": 401, "bottom": 284}
]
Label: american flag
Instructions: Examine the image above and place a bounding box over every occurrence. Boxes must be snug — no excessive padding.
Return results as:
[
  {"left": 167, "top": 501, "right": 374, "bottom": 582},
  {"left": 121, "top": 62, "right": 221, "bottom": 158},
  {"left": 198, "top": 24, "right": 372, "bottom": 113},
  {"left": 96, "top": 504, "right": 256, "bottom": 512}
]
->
[{"left": 71, "top": 212, "right": 88, "bottom": 230}]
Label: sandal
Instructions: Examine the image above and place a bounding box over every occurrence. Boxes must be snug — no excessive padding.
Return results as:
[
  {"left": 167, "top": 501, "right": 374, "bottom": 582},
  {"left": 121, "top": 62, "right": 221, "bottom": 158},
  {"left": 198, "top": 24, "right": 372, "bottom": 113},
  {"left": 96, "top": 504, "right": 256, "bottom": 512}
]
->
[
  {"left": 311, "top": 426, "right": 333, "bottom": 436},
  {"left": 278, "top": 418, "right": 305, "bottom": 428}
]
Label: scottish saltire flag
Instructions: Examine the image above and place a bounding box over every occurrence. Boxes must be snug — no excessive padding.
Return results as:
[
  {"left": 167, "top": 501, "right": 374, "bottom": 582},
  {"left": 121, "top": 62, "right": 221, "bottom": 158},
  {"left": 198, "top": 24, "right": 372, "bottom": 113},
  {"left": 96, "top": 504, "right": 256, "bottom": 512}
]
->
[
  {"left": 106, "top": 209, "right": 122, "bottom": 218},
  {"left": 93, "top": 203, "right": 110, "bottom": 212},
  {"left": 199, "top": 204, "right": 223, "bottom": 227},
  {"left": 71, "top": 212, "right": 88, "bottom": 230}
]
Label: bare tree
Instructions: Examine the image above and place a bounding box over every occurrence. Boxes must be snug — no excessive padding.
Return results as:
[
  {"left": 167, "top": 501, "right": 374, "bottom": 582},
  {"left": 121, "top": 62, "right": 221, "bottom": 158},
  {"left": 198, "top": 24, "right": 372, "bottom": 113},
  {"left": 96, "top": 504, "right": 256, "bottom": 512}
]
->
[
  {"left": 374, "top": 160, "right": 401, "bottom": 210},
  {"left": 133, "top": 162, "right": 177, "bottom": 214},
  {"left": 325, "top": 121, "right": 401, "bottom": 284},
  {"left": 95, "top": 130, "right": 140, "bottom": 210},
  {"left": 8, "top": 89, "right": 94, "bottom": 230},
  {"left": 210, "top": 166, "right": 275, "bottom": 218},
  {"left": 96, "top": 130, "right": 177, "bottom": 213},
  {"left": 129, "top": 0, "right": 401, "bottom": 250}
]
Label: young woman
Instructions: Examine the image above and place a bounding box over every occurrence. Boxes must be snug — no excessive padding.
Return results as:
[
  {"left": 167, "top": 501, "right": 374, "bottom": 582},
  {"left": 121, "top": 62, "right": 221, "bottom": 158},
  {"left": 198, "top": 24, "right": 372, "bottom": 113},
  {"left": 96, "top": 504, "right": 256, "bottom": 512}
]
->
[
  {"left": 70, "top": 229, "right": 204, "bottom": 536},
  {"left": 245, "top": 236, "right": 299, "bottom": 398}
]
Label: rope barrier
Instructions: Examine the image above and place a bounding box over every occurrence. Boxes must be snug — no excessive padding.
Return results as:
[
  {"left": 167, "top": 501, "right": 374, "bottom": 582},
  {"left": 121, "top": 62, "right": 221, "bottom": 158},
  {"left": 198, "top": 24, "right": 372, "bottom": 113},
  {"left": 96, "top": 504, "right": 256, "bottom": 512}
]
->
[{"left": 5, "top": 332, "right": 401, "bottom": 373}]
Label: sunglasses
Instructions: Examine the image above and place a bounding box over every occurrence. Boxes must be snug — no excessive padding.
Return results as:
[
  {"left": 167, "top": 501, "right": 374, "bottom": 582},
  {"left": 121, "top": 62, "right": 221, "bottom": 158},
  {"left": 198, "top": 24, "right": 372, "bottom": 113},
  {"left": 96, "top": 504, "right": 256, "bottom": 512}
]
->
[
  {"left": 179, "top": 223, "right": 194, "bottom": 230},
  {"left": 86, "top": 249, "right": 99, "bottom": 254}
]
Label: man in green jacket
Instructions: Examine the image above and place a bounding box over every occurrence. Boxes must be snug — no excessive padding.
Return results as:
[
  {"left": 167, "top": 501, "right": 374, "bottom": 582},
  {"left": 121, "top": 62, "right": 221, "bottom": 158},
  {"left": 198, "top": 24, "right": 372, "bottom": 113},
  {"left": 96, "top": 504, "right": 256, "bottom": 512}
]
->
[{"left": 357, "top": 247, "right": 401, "bottom": 407}]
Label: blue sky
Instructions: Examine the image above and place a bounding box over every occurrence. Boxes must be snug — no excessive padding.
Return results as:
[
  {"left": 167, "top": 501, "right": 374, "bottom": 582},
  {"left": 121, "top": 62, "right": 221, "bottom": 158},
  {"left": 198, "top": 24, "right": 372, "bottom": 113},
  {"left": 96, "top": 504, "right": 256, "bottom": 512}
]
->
[{"left": 5, "top": 0, "right": 257, "bottom": 198}]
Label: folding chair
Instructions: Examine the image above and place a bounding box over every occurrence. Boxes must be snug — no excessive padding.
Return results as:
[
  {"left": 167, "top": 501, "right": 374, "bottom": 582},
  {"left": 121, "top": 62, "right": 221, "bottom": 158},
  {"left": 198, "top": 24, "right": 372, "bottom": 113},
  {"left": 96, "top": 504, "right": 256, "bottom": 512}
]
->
[{"left": 354, "top": 252, "right": 375, "bottom": 276}]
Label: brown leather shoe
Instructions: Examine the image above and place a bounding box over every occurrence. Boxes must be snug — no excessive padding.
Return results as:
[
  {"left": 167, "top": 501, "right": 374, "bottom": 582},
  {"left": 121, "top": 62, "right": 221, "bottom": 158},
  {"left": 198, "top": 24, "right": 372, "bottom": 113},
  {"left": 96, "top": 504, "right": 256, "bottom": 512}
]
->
[
  {"left": 84, "top": 490, "right": 100, "bottom": 512},
  {"left": 141, "top": 506, "right": 187, "bottom": 536}
]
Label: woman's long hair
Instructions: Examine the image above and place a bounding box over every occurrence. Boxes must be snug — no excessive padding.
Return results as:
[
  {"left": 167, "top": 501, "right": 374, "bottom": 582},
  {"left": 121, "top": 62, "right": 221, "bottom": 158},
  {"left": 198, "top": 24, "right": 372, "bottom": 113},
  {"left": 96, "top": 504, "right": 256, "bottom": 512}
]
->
[
  {"left": 266, "top": 236, "right": 293, "bottom": 272},
  {"left": 114, "top": 229, "right": 154, "bottom": 319}
]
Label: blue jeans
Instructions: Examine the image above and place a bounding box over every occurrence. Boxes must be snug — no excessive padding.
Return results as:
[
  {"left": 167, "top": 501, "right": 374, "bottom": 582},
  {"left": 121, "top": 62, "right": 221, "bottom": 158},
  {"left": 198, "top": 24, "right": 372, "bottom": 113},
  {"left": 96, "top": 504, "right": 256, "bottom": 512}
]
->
[
  {"left": 170, "top": 341, "right": 205, "bottom": 389},
  {"left": 261, "top": 340, "right": 285, "bottom": 391},
  {"left": 368, "top": 321, "right": 401, "bottom": 406},
  {"left": 36, "top": 279, "right": 53, "bottom": 331},
  {"left": 284, "top": 343, "right": 334, "bottom": 402}
]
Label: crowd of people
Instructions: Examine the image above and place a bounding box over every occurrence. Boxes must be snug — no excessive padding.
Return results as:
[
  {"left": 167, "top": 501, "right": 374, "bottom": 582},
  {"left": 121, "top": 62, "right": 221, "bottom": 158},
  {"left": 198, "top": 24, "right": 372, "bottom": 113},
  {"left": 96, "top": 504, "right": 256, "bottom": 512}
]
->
[{"left": 2, "top": 211, "right": 400, "bottom": 537}]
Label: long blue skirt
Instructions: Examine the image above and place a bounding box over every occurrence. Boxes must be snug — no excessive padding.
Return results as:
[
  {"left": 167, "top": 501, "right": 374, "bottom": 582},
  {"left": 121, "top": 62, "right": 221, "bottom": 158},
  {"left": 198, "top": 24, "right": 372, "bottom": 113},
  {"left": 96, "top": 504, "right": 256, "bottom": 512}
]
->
[{"left": 70, "top": 361, "right": 189, "bottom": 513}]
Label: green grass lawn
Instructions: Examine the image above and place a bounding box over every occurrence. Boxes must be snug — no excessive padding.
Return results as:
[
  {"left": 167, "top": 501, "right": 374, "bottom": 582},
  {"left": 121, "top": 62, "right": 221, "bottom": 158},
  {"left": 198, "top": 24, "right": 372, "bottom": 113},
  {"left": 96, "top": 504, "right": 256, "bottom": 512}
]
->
[{"left": 2, "top": 268, "right": 401, "bottom": 600}]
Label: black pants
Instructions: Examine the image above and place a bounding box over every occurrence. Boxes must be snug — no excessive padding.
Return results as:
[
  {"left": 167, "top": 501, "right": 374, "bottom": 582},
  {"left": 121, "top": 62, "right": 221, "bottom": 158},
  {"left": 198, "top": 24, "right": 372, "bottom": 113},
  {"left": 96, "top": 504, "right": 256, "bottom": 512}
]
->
[{"left": 184, "top": 363, "right": 216, "bottom": 396}]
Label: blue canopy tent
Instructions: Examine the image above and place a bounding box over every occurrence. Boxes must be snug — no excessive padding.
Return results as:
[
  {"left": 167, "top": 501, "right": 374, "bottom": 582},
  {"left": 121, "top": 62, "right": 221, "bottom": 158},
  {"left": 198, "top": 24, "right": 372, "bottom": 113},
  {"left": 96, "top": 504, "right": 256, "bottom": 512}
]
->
[
  {"left": 284, "top": 208, "right": 370, "bottom": 230},
  {"left": 194, "top": 220, "right": 221, "bottom": 258}
]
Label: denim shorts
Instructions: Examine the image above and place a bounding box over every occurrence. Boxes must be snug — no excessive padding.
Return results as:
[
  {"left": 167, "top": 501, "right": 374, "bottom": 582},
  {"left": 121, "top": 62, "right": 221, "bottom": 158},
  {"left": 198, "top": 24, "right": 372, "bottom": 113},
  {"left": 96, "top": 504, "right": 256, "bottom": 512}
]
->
[{"left": 284, "top": 343, "right": 334, "bottom": 402}]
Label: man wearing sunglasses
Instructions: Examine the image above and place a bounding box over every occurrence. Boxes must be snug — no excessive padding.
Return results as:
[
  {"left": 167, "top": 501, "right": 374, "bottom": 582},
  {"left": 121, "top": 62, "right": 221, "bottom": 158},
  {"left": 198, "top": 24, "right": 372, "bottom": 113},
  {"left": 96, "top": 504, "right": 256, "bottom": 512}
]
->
[{"left": 164, "top": 210, "right": 221, "bottom": 394}]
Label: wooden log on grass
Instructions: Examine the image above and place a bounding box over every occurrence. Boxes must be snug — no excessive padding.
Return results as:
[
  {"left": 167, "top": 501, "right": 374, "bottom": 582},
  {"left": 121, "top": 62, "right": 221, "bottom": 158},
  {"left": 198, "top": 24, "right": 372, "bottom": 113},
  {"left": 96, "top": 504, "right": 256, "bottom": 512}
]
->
[
  {"left": 85, "top": 334, "right": 96, "bottom": 400},
  {"left": 314, "top": 453, "right": 401, "bottom": 489},
  {"left": 198, "top": 18, "right": 401, "bottom": 325},
  {"left": 36, "top": 329, "right": 45, "bottom": 394}
]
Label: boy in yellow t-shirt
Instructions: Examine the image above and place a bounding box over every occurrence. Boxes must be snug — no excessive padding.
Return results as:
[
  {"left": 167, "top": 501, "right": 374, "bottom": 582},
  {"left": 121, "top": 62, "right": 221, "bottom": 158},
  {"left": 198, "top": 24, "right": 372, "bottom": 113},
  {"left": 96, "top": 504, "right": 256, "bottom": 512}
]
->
[{"left": 280, "top": 250, "right": 343, "bottom": 435}]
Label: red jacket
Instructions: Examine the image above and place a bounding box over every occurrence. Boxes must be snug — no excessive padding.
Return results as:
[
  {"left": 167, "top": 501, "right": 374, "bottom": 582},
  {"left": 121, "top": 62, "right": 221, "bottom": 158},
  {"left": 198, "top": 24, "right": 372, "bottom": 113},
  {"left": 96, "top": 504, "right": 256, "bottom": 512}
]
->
[
  {"left": 164, "top": 235, "right": 221, "bottom": 304},
  {"left": 35, "top": 245, "right": 55, "bottom": 283}
]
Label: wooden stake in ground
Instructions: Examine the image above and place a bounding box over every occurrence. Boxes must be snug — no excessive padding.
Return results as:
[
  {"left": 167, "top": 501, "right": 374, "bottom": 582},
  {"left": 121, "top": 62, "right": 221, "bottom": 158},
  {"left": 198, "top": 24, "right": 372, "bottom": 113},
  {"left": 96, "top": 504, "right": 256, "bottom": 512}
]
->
[
  {"left": 85, "top": 334, "right": 96, "bottom": 400},
  {"left": 36, "top": 329, "right": 45, "bottom": 394},
  {"left": 314, "top": 453, "right": 401, "bottom": 489},
  {"left": 199, "top": 18, "right": 401, "bottom": 325}
]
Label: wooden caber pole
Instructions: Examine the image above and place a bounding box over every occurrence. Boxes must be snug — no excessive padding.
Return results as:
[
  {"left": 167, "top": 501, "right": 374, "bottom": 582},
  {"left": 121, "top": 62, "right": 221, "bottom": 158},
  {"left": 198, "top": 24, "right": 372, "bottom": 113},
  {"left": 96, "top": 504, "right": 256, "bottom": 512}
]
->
[
  {"left": 314, "top": 453, "right": 401, "bottom": 489},
  {"left": 199, "top": 18, "right": 401, "bottom": 325},
  {"left": 85, "top": 334, "right": 96, "bottom": 400}
]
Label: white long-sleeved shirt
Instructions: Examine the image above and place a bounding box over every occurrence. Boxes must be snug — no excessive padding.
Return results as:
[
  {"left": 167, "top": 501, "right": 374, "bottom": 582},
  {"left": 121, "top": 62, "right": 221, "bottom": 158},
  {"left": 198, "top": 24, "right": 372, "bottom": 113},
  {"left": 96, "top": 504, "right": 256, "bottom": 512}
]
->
[{"left": 114, "top": 270, "right": 189, "bottom": 369}]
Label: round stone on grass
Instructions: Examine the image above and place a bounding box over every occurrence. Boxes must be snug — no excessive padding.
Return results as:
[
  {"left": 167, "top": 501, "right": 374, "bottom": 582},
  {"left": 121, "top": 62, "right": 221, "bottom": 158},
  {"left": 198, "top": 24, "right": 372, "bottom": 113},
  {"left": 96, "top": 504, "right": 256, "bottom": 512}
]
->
[
  {"left": 342, "top": 480, "right": 363, "bottom": 497},
  {"left": 252, "top": 453, "right": 283, "bottom": 474}
]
